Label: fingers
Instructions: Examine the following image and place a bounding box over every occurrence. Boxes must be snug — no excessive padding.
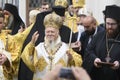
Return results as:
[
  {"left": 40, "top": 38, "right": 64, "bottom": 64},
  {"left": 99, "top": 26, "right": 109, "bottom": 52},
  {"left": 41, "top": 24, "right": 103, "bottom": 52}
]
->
[
  {"left": 18, "top": 26, "right": 24, "bottom": 33},
  {"left": 52, "top": 64, "right": 62, "bottom": 75},
  {"left": 66, "top": 50, "right": 73, "bottom": 61},
  {"left": 71, "top": 41, "right": 81, "bottom": 48},
  {"left": 0, "top": 54, "right": 7, "bottom": 65},
  {"left": 72, "top": 67, "right": 91, "bottom": 80},
  {"left": 34, "top": 31, "right": 39, "bottom": 41},
  {"left": 111, "top": 61, "right": 119, "bottom": 69},
  {"left": 32, "top": 31, "right": 38, "bottom": 38},
  {"left": 71, "top": 67, "right": 81, "bottom": 80},
  {"left": 94, "top": 58, "right": 102, "bottom": 68},
  {"left": 31, "top": 31, "right": 39, "bottom": 44},
  {"left": 42, "top": 64, "right": 62, "bottom": 80}
]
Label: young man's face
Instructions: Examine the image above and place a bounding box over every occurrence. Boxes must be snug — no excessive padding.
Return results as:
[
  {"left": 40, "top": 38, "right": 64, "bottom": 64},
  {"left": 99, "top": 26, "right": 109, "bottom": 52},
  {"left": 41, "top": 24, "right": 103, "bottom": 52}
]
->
[
  {"left": 41, "top": 4, "right": 49, "bottom": 12},
  {"left": 0, "top": 17, "right": 4, "bottom": 30},
  {"left": 106, "top": 18, "right": 119, "bottom": 36}
]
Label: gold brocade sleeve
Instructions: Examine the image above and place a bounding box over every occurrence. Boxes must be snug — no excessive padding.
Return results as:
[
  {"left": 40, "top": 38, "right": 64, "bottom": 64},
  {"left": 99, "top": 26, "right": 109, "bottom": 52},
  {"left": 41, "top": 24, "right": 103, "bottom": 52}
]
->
[
  {"left": 68, "top": 48, "right": 83, "bottom": 67},
  {"left": 21, "top": 42, "right": 36, "bottom": 72},
  {"left": 4, "top": 23, "right": 34, "bottom": 77},
  {"left": 0, "top": 24, "right": 34, "bottom": 79},
  {"left": 8, "top": 23, "right": 34, "bottom": 62},
  {"left": 2, "top": 50, "right": 12, "bottom": 73}
]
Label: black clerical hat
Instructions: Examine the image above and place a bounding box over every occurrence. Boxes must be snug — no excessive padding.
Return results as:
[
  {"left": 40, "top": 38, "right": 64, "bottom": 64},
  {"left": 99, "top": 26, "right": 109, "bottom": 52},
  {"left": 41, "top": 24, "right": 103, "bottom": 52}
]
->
[
  {"left": 104, "top": 5, "right": 120, "bottom": 21},
  {"left": 4, "top": 3, "right": 19, "bottom": 16},
  {"left": 4, "top": 3, "right": 23, "bottom": 23},
  {"left": 52, "top": 6, "right": 65, "bottom": 17},
  {"left": 4, "top": 3, "right": 24, "bottom": 35}
]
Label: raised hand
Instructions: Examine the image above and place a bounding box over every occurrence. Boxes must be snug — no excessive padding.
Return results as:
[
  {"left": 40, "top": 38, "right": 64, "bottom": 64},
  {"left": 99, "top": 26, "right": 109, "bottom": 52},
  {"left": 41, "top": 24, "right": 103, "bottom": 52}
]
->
[{"left": 31, "top": 31, "right": 39, "bottom": 44}]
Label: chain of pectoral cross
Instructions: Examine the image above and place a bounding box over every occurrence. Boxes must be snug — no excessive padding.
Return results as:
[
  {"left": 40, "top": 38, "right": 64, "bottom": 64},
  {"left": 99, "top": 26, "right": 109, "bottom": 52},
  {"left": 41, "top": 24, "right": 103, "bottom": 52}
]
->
[
  {"left": 106, "top": 33, "right": 120, "bottom": 62},
  {"left": 44, "top": 43, "right": 62, "bottom": 70}
]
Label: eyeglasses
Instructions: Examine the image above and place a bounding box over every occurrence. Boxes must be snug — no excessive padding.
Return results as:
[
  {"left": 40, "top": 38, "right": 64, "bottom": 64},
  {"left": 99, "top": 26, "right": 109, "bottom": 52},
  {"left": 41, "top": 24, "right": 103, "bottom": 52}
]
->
[
  {"left": 106, "top": 22, "right": 117, "bottom": 26},
  {"left": 42, "top": 8, "right": 48, "bottom": 10}
]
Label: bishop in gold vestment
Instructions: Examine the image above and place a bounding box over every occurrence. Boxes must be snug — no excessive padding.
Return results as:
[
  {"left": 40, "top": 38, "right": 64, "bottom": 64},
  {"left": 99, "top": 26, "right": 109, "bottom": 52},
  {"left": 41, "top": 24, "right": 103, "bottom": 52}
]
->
[{"left": 21, "top": 12, "right": 82, "bottom": 80}]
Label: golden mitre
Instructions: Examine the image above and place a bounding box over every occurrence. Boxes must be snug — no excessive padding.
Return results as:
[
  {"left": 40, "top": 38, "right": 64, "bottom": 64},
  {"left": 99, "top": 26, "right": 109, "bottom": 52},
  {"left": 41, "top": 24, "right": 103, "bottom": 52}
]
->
[
  {"left": 72, "top": 0, "right": 85, "bottom": 8},
  {"left": 54, "top": 0, "right": 68, "bottom": 8},
  {"left": 44, "top": 12, "right": 63, "bottom": 29}
]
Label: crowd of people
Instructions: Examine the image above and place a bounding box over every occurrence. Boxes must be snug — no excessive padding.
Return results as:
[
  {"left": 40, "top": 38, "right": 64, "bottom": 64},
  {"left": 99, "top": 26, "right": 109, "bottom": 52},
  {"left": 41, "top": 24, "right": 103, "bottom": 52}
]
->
[{"left": 0, "top": 0, "right": 120, "bottom": 80}]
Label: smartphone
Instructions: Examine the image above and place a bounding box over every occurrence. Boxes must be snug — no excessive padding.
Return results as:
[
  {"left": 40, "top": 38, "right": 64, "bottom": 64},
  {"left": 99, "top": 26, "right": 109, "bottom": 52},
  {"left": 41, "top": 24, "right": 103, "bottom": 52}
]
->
[{"left": 59, "top": 67, "right": 75, "bottom": 80}]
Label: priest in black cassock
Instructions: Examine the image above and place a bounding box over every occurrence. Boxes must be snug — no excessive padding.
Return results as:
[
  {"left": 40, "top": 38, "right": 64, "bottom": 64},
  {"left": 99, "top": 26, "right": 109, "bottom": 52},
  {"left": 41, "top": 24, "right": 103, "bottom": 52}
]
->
[
  {"left": 83, "top": 5, "right": 120, "bottom": 80},
  {"left": 4, "top": 3, "right": 25, "bottom": 35},
  {"left": 18, "top": 6, "right": 76, "bottom": 80}
]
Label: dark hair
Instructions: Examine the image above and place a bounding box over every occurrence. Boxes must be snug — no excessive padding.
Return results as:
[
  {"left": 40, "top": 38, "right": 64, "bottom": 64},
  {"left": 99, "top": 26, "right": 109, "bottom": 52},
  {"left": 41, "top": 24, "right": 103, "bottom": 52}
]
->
[
  {"left": 42, "top": 2, "right": 49, "bottom": 5},
  {"left": 41, "top": 1, "right": 51, "bottom": 8},
  {"left": 116, "top": 19, "right": 120, "bottom": 28}
]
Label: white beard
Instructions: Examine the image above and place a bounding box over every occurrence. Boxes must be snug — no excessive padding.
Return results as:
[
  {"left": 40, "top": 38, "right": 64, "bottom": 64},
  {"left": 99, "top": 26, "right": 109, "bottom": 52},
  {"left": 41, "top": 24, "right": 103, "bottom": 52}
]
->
[
  {"left": 44, "top": 36, "right": 62, "bottom": 53},
  {"left": 50, "top": 40, "right": 56, "bottom": 51}
]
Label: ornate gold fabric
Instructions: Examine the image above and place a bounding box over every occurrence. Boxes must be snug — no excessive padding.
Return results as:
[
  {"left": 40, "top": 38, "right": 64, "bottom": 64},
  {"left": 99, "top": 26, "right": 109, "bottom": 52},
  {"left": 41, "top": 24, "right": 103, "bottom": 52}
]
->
[
  {"left": 64, "top": 11, "right": 79, "bottom": 33},
  {"left": 72, "top": 0, "right": 85, "bottom": 8},
  {"left": 56, "top": 59, "right": 67, "bottom": 67},
  {"left": 21, "top": 41, "right": 83, "bottom": 80},
  {"left": 54, "top": 0, "right": 68, "bottom": 8},
  {"left": 21, "top": 42, "right": 36, "bottom": 72},
  {"left": 35, "top": 57, "right": 47, "bottom": 72},
  {"left": 1, "top": 23, "right": 34, "bottom": 79},
  {"left": 44, "top": 12, "right": 63, "bottom": 29},
  {"left": 67, "top": 49, "right": 82, "bottom": 66}
]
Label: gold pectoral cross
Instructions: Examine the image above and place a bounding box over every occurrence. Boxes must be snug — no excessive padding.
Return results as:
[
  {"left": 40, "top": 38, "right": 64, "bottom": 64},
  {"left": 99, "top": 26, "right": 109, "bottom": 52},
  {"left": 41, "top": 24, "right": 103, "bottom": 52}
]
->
[
  {"left": 48, "top": 55, "right": 54, "bottom": 70},
  {"left": 48, "top": 50, "right": 54, "bottom": 70}
]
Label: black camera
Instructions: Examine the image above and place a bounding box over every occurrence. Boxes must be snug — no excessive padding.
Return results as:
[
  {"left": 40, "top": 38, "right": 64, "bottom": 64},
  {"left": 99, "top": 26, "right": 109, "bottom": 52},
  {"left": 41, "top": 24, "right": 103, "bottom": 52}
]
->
[{"left": 59, "top": 67, "right": 75, "bottom": 80}]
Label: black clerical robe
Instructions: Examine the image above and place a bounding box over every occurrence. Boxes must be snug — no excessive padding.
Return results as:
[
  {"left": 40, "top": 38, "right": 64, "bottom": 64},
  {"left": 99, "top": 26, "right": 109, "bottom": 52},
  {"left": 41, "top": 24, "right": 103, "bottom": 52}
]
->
[{"left": 83, "top": 31, "right": 120, "bottom": 80}]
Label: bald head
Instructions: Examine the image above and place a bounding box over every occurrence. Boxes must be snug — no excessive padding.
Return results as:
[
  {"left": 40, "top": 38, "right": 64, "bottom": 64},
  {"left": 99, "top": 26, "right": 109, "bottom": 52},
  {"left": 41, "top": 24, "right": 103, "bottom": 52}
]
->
[
  {"left": 83, "top": 16, "right": 96, "bottom": 25},
  {"left": 83, "top": 16, "right": 97, "bottom": 29}
]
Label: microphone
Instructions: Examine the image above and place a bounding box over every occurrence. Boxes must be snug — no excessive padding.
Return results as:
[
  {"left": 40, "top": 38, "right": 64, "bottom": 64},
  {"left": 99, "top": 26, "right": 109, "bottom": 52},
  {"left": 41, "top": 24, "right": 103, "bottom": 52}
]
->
[{"left": 108, "top": 39, "right": 120, "bottom": 44}]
